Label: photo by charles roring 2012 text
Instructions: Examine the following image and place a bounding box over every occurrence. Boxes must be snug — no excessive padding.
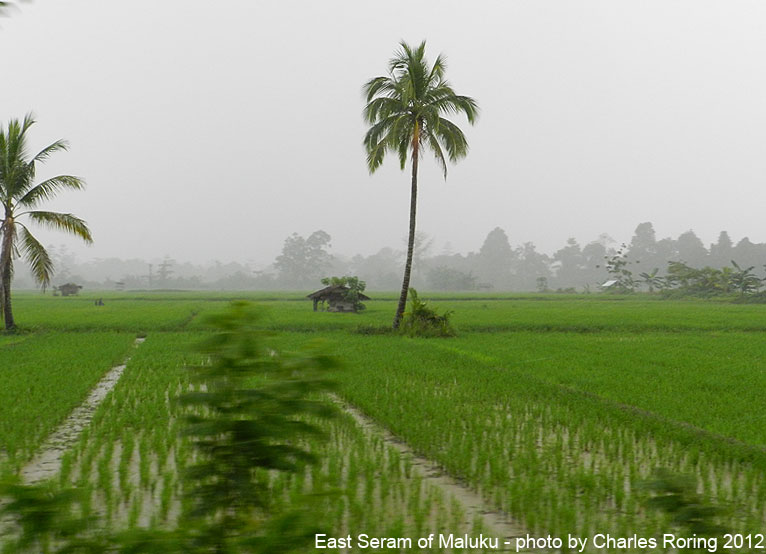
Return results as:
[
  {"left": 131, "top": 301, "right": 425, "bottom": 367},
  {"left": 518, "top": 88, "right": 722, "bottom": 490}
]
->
[{"left": 315, "top": 532, "right": 764, "bottom": 552}]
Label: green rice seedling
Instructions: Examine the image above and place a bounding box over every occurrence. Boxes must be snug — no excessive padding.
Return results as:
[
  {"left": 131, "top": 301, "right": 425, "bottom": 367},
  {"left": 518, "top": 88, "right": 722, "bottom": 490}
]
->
[
  {"left": 316, "top": 325, "right": 766, "bottom": 545},
  {"left": 59, "top": 451, "right": 73, "bottom": 486},
  {"left": 97, "top": 447, "right": 113, "bottom": 517},
  {"left": 118, "top": 437, "right": 133, "bottom": 493},
  {"left": 127, "top": 497, "right": 140, "bottom": 529},
  {"left": 0, "top": 332, "right": 136, "bottom": 471},
  {"left": 449, "top": 496, "right": 464, "bottom": 532},
  {"left": 10, "top": 293, "right": 207, "bottom": 333},
  {"left": 138, "top": 436, "right": 150, "bottom": 489},
  {"left": 7, "top": 293, "right": 766, "bottom": 551},
  {"left": 159, "top": 471, "right": 173, "bottom": 522}
]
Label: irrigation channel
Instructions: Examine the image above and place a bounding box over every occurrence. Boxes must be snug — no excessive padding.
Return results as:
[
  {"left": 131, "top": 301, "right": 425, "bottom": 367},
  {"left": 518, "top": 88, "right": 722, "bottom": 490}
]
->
[
  {"left": 20, "top": 337, "right": 146, "bottom": 485},
  {"left": 333, "top": 395, "right": 538, "bottom": 553}
]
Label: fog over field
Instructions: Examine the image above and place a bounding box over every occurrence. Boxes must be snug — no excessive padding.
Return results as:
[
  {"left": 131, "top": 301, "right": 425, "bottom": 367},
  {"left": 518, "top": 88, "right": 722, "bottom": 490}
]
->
[
  {"left": 5, "top": 4, "right": 766, "bottom": 548},
  {"left": 2, "top": 1, "right": 766, "bottom": 267}
]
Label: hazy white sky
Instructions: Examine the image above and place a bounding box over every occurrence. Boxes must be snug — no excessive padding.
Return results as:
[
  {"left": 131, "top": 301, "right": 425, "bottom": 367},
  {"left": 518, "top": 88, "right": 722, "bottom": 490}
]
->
[{"left": 2, "top": 1, "right": 766, "bottom": 265}]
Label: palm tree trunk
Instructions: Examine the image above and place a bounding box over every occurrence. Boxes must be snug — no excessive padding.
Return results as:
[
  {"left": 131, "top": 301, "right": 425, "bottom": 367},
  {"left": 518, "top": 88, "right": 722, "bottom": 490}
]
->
[
  {"left": 1, "top": 278, "right": 13, "bottom": 331},
  {"left": 0, "top": 220, "right": 15, "bottom": 331},
  {"left": 393, "top": 141, "right": 419, "bottom": 330}
]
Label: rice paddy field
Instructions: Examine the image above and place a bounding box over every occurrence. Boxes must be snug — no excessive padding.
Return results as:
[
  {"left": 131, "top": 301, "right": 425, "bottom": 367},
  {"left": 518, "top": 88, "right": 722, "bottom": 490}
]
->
[{"left": 2, "top": 291, "right": 766, "bottom": 552}]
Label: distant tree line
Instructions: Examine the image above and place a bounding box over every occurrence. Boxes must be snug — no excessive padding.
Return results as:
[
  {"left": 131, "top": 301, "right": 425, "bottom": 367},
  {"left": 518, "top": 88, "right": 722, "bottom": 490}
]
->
[
  {"left": 269, "top": 223, "right": 766, "bottom": 294},
  {"left": 12, "top": 222, "right": 766, "bottom": 293}
]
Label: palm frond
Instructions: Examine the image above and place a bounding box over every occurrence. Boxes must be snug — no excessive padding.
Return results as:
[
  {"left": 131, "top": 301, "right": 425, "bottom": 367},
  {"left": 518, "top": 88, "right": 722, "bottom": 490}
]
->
[
  {"left": 427, "top": 53, "right": 447, "bottom": 86},
  {"left": 364, "top": 113, "right": 412, "bottom": 174},
  {"left": 432, "top": 117, "right": 469, "bottom": 161},
  {"left": 363, "top": 41, "right": 477, "bottom": 175},
  {"left": 7, "top": 114, "right": 34, "bottom": 165},
  {"left": 388, "top": 41, "right": 412, "bottom": 74},
  {"left": 17, "top": 175, "right": 86, "bottom": 208},
  {"left": 425, "top": 87, "right": 479, "bottom": 124},
  {"left": 25, "top": 211, "right": 93, "bottom": 244},
  {"left": 425, "top": 131, "right": 448, "bottom": 179},
  {"left": 363, "top": 76, "right": 397, "bottom": 104},
  {"left": 363, "top": 115, "right": 399, "bottom": 150},
  {"left": 408, "top": 42, "right": 429, "bottom": 99},
  {"left": 17, "top": 224, "right": 54, "bottom": 290},
  {"left": 33, "top": 139, "right": 69, "bottom": 163},
  {"left": 397, "top": 132, "right": 409, "bottom": 170},
  {"left": 0, "top": 114, "right": 38, "bottom": 203},
  {"left": 366, "top": 139, "right": 388, "bottom": 173},
  {"left": 365, "top": 126, "right": 396, "bottom": 173},
  {"left": 363, "top": 96, "right": 405, "bottom": 125},
  {"left": 9, "top": 161, "right": 37, "bottom": 201},
  {"left": 450, "top": 94, "right": 479, "bottom": 124},
  {"left": 389, "top": 41, "right": 428, "bottom": 101}
]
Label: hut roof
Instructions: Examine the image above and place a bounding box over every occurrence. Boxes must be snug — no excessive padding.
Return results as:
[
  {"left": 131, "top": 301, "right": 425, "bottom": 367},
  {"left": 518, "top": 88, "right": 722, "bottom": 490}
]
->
[
  {"left": 307, "top": 285, "right": 370, "bottom": 301},
  {"left": 58, "top": 283, "right": 83, "bottom": 290}
]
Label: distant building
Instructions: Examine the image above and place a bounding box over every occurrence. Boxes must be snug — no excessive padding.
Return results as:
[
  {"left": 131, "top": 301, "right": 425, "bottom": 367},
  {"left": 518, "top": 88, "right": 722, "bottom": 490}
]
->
[
  {"left": 307, "top": 285, "right": 370, "bottom": 312},
  {"left": 600, "top": 279, "right": 619, "bottom": 290},
  {"left": 53, "top": 283, "right": 83, "bottom": 297}
]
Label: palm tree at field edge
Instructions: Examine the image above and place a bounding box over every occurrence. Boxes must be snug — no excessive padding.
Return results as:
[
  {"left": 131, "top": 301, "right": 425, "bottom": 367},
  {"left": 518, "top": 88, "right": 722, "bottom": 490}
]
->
[
  {"left": 0, "top": 114, "right": 93, "bottom": 331},
  {"left": 363, "top": 40, "right": 478, "bottom": 329}
]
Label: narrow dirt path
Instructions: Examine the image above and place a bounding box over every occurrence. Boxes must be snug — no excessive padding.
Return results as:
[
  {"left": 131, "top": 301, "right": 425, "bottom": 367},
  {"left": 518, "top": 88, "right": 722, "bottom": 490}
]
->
[
  {"left": 20, "top": 337, "right": 146, "bottom": 485},
  {"left": 332, "top": 395, "right": 535, "bottom": 553}
]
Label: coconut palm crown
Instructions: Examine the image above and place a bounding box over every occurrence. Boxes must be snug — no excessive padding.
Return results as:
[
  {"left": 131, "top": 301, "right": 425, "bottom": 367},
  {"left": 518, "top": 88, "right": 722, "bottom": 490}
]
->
[
  {"left": 363, "top": 40, "right": 478, "bottom": 329},
  {"left": 0, "top": 114, "right": 93, "bottom": 330}
]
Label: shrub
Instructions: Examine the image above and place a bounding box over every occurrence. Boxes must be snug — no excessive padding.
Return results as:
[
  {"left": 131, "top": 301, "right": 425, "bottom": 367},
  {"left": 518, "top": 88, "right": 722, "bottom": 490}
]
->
[
  {"left": 399, "top": 289, "right": 456, "bottom": 338},
  {"left": 179, "top": 302, "right": 338, "bottom": 550}
]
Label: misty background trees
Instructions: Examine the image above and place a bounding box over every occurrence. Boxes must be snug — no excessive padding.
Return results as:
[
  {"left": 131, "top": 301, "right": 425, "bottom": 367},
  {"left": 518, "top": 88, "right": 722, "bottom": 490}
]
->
[
  {"left": 273, "top": 230, "right": 333, "bottom": 289},
  {"left": 12, "top": 221, "right": 766, "bottom": 295}
]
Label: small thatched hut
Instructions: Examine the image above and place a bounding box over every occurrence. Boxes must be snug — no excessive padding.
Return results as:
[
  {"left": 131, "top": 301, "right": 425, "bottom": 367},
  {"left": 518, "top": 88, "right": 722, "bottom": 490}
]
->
[
  {"left": 307, "top": 285, "right": 370, "bottom": 312},
  {"left": 53, "top": 283, "right": 83, "bottom": 297}
]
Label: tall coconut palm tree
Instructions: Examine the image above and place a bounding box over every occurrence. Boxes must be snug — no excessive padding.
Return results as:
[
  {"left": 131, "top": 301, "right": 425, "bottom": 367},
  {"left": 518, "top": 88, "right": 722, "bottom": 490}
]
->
[
  {"left": 0, "top": 114, "right": 93, "bottom": 330},
  {"left": 363, "top": 40, "right": 477, "bottom": 329}
]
